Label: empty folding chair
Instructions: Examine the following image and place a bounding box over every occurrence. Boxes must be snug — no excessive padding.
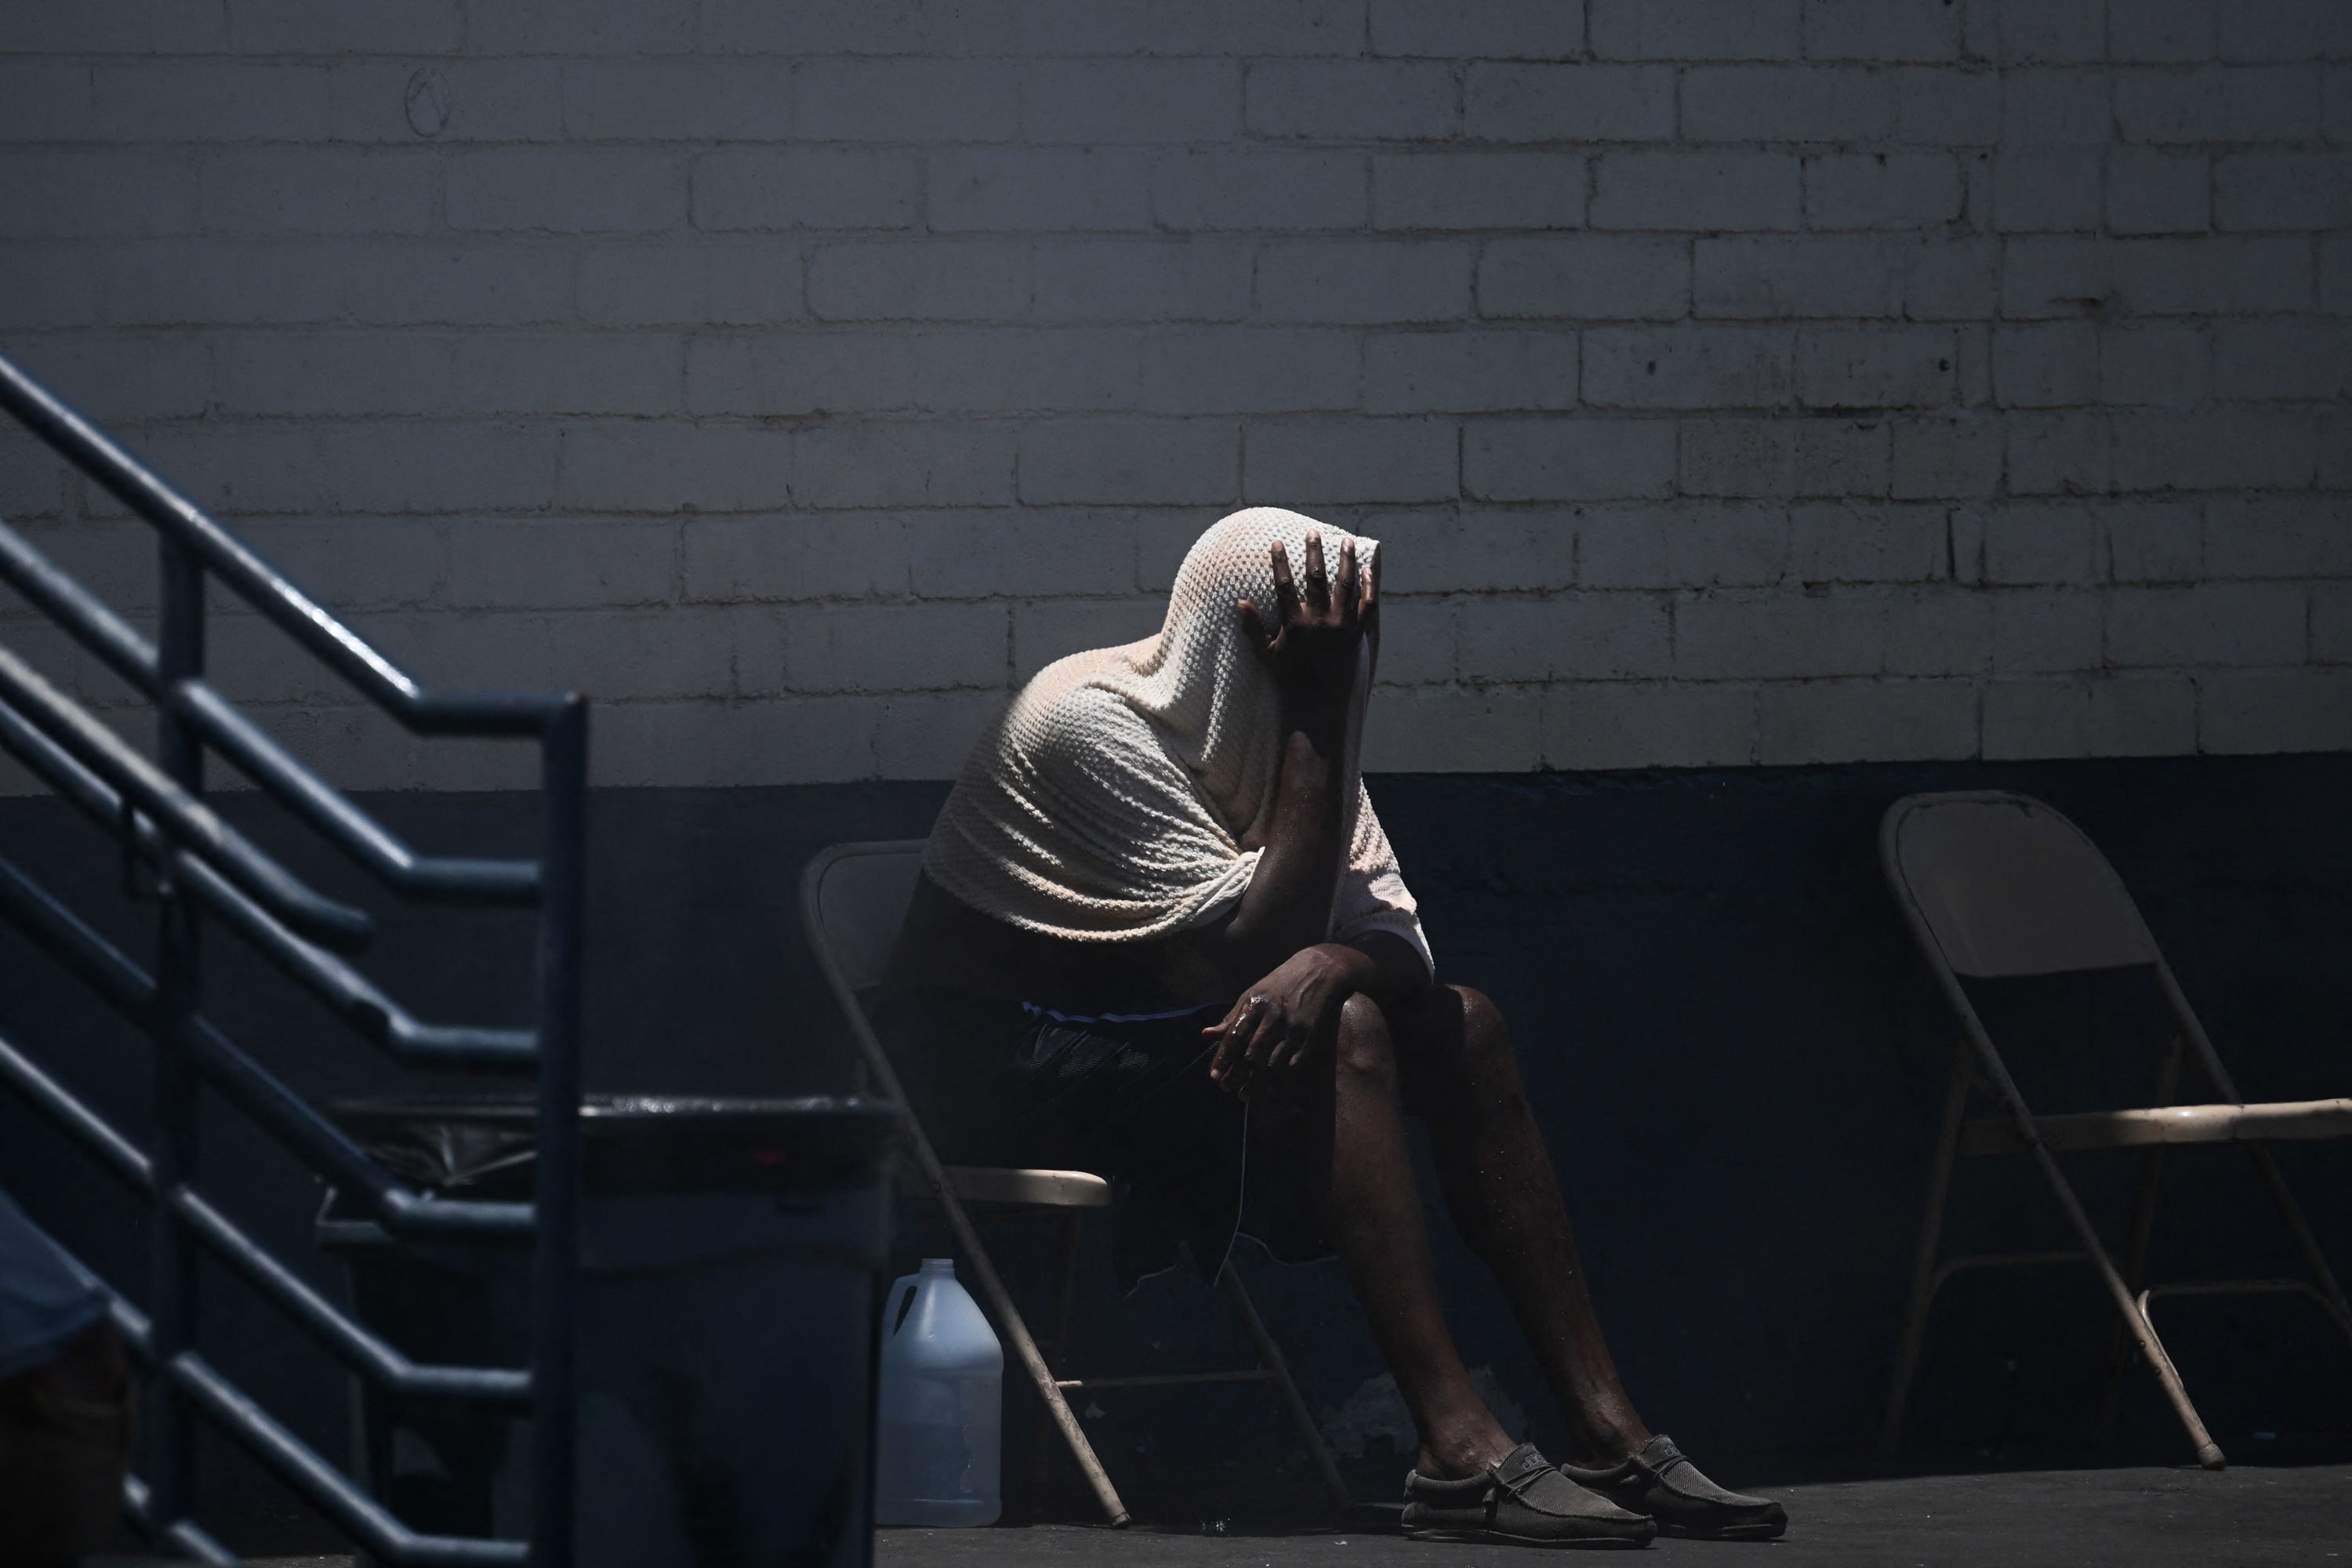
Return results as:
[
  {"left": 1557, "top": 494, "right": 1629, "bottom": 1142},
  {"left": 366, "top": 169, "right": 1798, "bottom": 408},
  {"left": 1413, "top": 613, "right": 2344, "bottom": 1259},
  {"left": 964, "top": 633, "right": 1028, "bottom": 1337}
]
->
[
  {"left": 1878, "top": 791, "right": 2352, "bottom": 1469},
  {"left": 800, "top": 840, "right": 1349, "bottom": 1526}
]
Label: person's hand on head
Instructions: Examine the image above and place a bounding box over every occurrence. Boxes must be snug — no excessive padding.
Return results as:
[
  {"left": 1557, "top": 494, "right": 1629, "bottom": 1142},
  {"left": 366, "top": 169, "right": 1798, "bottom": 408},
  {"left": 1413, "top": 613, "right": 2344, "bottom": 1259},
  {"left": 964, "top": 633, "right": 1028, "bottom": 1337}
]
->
[
  {"left": 1236, "top": 530, "right": 1377, "bottom": 702},
  {"left": 1202, "top": 944, "right": 1359, "bottom": 1103}
]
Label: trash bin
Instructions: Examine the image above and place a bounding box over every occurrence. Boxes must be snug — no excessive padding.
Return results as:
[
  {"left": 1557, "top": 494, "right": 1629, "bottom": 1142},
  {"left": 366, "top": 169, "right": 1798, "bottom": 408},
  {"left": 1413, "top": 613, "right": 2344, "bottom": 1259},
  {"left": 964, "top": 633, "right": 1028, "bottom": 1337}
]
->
[{"left": 321, "top": 1095, "right": 899, "bottom": 1567}]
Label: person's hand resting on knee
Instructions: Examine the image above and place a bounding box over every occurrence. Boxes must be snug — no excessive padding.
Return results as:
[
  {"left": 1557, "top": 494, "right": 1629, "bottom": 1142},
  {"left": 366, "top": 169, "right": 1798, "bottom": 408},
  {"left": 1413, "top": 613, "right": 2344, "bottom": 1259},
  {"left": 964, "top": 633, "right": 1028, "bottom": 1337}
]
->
[
  {"left": 1205, "top": 942, "right": 1359, "bottom": 1102},
  {"left": 1201, "top": 532, "right": 1421, "bottom": 1105}
]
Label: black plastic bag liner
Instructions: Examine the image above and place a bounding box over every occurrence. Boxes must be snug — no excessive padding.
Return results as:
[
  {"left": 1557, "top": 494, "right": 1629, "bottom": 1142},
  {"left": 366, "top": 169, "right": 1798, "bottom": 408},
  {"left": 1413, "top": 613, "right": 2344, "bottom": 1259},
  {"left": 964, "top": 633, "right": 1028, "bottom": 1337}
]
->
[{"left": 329, "top": 1094, "right": 899, "bottom": 1198}]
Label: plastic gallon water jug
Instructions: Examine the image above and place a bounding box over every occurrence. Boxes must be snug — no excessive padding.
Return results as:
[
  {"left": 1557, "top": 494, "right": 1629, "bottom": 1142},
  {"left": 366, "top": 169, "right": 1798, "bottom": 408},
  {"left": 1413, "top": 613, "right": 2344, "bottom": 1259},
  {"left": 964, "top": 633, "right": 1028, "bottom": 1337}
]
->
[{"left": 875, "top": 1257, "right": 1003, "bottom": 1526}]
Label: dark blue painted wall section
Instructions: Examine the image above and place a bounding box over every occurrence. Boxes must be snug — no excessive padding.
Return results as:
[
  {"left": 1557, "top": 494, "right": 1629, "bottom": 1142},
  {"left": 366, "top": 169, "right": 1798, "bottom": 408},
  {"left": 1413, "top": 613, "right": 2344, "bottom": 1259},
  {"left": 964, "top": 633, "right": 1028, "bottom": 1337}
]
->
[{"left": 2, "top": 754, "right": 2347, "bottom": 1524}]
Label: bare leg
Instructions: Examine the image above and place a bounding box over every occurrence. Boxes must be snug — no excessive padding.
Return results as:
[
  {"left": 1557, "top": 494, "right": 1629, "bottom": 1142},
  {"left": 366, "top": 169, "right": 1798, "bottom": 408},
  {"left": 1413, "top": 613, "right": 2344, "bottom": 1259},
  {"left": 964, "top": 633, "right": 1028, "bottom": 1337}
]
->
[
  {"left": 1386, "top": 985, "right": 1650, "bottom": 1468},
  {"left": 1258, "top": 993, "right": 1515, "bottom": 1479}
]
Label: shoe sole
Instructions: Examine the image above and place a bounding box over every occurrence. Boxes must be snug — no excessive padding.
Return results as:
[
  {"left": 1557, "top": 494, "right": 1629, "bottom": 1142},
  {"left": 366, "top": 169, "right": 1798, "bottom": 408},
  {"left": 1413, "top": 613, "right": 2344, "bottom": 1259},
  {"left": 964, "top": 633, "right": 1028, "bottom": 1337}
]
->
[
  {"left": 1655, "top": 1519, "right": 1788, "bottom": 1541},
  {"left": 1403, "top": 1524, "right": 1656, "bottom": 1549}
]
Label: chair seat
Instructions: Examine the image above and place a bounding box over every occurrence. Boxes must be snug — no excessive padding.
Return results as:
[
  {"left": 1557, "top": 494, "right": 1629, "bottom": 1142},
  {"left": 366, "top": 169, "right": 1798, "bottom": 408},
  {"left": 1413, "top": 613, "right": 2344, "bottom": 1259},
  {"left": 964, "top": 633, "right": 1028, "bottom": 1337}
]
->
[
  {"left": 900, "top": 1164, "right": 1113, "bottom": 1208},
  {"left": 1962, "top": 1097, "right": 2352, "bottom": 1156}
]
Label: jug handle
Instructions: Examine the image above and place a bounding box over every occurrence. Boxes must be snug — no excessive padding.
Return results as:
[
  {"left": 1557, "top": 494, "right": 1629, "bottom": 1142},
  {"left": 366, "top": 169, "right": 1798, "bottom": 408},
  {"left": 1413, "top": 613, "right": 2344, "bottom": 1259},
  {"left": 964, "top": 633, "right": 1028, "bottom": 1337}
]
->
[{"left": 884, "top": 1274, "right": 919, "bottom": 1341}]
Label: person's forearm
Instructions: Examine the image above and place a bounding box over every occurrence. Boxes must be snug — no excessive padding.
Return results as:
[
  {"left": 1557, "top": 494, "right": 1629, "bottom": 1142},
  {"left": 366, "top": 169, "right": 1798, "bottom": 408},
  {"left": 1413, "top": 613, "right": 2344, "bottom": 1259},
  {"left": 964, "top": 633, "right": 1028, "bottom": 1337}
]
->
[
  {"left": 1275, "top": 935, "right": 1421, "bottom": 1007},
  {"left": 1334, "top": 929, "right": 1429, "bottom": 1002},
  {"left": 1218, "top": 691, "right": 1351, "bottom": 979}
]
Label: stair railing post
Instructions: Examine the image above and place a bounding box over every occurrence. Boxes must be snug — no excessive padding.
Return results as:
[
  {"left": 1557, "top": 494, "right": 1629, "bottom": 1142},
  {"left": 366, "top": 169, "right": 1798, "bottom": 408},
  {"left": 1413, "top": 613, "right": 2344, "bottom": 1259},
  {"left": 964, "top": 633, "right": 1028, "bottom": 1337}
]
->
[
  {"left": 529, "top": 695, "right": 587, "bottom": 1566},
  {"left": 148, "top": 532, "right": 205, "bottom": 1539}
]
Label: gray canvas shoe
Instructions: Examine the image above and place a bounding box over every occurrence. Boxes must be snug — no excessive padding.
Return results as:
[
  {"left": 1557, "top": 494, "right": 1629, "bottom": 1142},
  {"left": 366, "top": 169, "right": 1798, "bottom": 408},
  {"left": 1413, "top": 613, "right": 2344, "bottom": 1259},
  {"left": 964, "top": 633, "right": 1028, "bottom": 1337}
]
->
[
  {"left": 1562, "top": 1434, "right": 1787, "bottom": 1541},
  {"left": 1402, "top": 1443, "right": 1655, "bottom": 1549}
]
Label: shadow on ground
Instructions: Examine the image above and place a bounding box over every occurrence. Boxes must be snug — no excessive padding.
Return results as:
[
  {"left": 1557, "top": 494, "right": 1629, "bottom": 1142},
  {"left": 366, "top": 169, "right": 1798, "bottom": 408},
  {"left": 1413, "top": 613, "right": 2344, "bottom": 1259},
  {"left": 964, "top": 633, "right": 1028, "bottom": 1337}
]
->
[
  {"left": 988, "top": 1428, "right": 2352, "bottom": 1530},
  {"left": 111, "top": 1432, "right": 2352, "bottom": 1567},
  {"left": 878, "top": 1440, "right": 2352, "bottom": 1568}
]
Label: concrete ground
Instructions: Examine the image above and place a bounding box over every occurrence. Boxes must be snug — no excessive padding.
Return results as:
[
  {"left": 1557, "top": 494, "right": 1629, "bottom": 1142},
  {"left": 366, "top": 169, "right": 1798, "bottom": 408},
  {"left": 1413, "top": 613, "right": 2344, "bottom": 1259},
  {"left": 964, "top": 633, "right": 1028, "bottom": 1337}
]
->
[
  {"left": 868, "top": 1463, "right": 2352, "bottom": 1568},
  {"left": 169, "top": 1453, "right": 2351, "bottom": 1568}
]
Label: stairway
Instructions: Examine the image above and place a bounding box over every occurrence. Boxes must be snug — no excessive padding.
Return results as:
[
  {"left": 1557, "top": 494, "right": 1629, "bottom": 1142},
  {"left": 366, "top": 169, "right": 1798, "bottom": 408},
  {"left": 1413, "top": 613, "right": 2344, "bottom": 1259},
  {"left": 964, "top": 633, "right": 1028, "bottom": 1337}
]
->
[{"left": 0, "top": 348, "right": 586, "bottom": 1566}]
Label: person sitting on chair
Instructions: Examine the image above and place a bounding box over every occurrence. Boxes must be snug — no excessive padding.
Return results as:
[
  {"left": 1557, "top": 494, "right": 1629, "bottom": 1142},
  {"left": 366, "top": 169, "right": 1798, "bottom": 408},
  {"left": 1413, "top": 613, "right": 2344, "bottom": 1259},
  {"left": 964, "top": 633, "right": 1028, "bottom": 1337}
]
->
[{"left": 880, "top": 507, "right": 1785, "bottom": 1548}]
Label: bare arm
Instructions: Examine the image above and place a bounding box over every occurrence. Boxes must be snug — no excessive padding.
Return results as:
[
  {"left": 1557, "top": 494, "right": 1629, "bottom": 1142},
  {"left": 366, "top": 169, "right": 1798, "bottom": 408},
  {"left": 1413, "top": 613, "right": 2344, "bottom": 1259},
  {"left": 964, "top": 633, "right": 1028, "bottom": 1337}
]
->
[
  {"left": 1211, "top": 706, "right": 1350, "bottom": 980},
  {"left": 1192, "top": 528, "right": 1374, "bottom": 988},
  {"left": 1192, "top": 532, "right": 1432, "bottom": 1098},
  {"left": 1325, "top": 928, "right": 1432, "bottom": 1004}
]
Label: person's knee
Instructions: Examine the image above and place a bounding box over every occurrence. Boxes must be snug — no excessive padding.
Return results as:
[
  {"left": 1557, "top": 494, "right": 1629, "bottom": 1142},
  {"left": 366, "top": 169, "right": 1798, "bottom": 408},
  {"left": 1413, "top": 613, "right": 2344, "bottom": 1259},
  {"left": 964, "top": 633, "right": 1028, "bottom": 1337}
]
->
[
  {"left": 1449, "top": 985, "right": 1515, "bottom": 1063},
  {"left": 1393, "top": 984, "right": 1514, "bottom": 1069},
  {"left": 1334, "top": 991, "right": 1399, "bottom": 1087},
  {"left": 1388, "top": 985, "right": 1526, "bottom": 1121}
]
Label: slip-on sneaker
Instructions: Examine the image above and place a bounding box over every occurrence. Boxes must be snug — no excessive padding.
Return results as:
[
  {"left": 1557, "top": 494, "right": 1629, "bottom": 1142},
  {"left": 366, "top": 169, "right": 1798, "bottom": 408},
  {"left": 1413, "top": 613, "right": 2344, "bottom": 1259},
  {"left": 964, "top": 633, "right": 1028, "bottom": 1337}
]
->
[
  {"left": 1402, "top": 1443, "right": 1655, "bottom": 1549},
  {"left": 1563, "top": 1434, "right": 1787, "bottom": 1541}
]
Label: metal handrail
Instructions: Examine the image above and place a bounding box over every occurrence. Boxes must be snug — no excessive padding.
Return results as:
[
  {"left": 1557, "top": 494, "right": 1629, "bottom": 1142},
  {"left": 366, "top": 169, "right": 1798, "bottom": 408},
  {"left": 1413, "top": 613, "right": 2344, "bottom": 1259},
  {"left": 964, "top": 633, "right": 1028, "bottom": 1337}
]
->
[
  {"left": 0, "top": 344, "right": 583, "bottom": 1565},
  {"left": 0, "top": 774, "right": 538, "bottom": 1244},
  {"left": 104, "top": 1294, "right": 528, "bottom": 1567},
  {"left": 0, "top": 517, "right": 541, "bottom": 906},
  {"left": 0, "top": 1033, "right": 532, "bottom": 1407},
  {"left": 0, "top": 640, "right": 375, "bottom": 948},
  {"left": 0, "top": 691, "right": 536, "bottom": 1069},
  {"left": 125, "top": 1475, "right": 239, "bottom": 1566},
  {"left": 0, "top": 354, "right": 561, "bottom": 737}
]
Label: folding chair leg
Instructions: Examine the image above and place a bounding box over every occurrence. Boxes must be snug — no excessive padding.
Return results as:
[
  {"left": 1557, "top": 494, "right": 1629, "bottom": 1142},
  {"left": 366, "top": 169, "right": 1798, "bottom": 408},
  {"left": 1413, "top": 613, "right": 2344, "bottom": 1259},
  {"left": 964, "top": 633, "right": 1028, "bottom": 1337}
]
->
[
  {"left": 2096, "top": 1145, "right": 2169, "bottom": 1439},
  {"left": 2100, "top": 1035, "right": 2183, "bottom": 1440},
  {"left": 1922, "top": 985, "right": 2226, "bottom": 1471},
  {"left": 1047, "top": 1212, "right": 1085, "bottom": 1351},
  {"left": 1882, "top": 1046, "right": 1972, "bottom": 1453},
  {"left": 2241, "top": 1145, "right": 2352, "bottom": 1352},
  {"left": 1029, "top": 1212, "right": 1087, "bottom": 1486},
  {"left": 1218, "top": 1261, "right": 1350, "bottom": 1512},
  {"left": 920, "top": 1156, "right": 1131, "bottom": 1525},
  {"left": 2155, "top": 962, "right": 2352, "bottom": 1356},
  {"left": 2024, "top": 1139, "right": 2225, "bottom": 1469}
]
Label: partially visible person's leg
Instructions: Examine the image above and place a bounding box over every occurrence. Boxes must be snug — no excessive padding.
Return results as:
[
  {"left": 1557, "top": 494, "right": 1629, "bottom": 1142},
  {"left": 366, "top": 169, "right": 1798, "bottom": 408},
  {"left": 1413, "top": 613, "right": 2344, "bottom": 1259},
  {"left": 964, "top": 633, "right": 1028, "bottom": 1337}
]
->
[
  {"left": 1253, "top": 996, "right": 1655, "bottom": 1548},
  {"left": 1383, "top": 983, "right": 1648, "bottom": 1466},
  {"left": 1264, "top": 992, "right": 1516, "bottom": 1481},
  {"left": 0, "top": 1317, "right": 135, "bottom": 1566},
  {"left": 1384, "top": 984, "right": 1787, "bottom": 1541}
]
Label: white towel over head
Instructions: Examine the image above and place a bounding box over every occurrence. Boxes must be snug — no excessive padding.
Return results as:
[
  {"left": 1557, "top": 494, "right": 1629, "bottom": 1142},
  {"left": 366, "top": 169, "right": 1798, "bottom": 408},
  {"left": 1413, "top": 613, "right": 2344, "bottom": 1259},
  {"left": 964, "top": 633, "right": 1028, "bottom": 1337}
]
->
[{"left": 923, "top": 506, "right": 1432, "bottom": 977}]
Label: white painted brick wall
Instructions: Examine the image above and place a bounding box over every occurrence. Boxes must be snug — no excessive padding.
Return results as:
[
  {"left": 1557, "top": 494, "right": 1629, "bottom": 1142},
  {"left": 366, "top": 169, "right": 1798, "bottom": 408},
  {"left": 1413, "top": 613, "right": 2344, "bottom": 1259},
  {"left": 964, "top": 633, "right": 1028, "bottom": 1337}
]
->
[{"left": 1, "top": 0, "right": 2347, "bottom": 791}]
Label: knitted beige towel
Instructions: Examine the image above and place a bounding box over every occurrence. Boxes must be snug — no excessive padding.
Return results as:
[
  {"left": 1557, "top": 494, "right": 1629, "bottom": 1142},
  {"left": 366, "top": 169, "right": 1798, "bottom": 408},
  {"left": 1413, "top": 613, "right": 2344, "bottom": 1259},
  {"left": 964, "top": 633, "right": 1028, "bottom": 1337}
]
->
[{"left": 924, "top": 507, "right": 1432, "bottom": 978}]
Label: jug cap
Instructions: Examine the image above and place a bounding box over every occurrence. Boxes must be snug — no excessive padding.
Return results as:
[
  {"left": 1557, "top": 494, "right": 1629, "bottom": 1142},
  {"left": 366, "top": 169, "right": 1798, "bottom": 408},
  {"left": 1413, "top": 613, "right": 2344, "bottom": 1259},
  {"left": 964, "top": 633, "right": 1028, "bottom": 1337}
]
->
[{"left": 920, "top": 1257, "right": 955, "bottom": 1273}]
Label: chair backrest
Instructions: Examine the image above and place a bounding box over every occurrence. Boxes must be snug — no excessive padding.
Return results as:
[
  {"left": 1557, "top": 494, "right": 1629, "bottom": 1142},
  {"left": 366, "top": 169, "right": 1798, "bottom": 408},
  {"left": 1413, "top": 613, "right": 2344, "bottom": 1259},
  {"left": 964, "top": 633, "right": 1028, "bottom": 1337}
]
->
[
  {"left": 1880, "top": 792, "right": 2159, "bottom": 980},
  {"left": 800, "top": 840, "right": 928, "bottom": 993}
]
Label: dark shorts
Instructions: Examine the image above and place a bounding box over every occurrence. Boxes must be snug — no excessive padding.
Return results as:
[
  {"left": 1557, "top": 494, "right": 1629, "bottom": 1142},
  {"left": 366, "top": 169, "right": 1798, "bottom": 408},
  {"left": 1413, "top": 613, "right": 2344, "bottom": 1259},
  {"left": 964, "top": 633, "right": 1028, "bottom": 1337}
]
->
[{"left": 866, "top": 986, "right": 1330, "bottom": 1292}]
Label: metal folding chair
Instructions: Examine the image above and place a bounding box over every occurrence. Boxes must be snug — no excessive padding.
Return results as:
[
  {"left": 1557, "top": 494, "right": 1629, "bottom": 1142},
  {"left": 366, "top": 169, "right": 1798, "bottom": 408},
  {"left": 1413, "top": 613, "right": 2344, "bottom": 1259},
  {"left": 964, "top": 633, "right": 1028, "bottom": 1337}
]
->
[
  {"left": 1878, "top": 790, "right": 2352, "bottom": 1469},
  {"left": 799, "top": 840, "right": 1349, "bottom": 1526}
]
